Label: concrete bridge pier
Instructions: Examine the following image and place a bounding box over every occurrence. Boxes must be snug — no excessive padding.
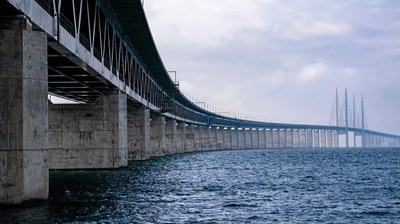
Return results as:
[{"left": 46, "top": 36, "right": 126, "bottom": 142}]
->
[
  {"left": 327, "top": 131, "right": 333, "bottom": 148},
  {"left": 232, "top": 128, "right": 239, "bottom": 149},
  {"left": 272, "top": 129, "right": 279, "bottom": 148},
  {"left": 194, "top": 125, "right": 202, "bottom": 151},
  {"left": 165, "top": 119, "right": 177, "bottom": 154},
  {"left": 210, "top": 127, "right": 217, "bottom": 150},
  {"left": 128, "top": 107, "right": 150, "bottom": 160},
  {"left": 306, "top": 130, "right": 313, "bottom": 148},
  {"left": 244, "top": 129, "right": 251, "bottom": 149},
  {"left": 292, "top": 129, "right": 299, "bottom": 148},
  {"left": 150, "top": 115, "right": 166, "bottom": 157},
  {"left": 299, "top": 130, "right": 307, "bottom": 148},
  {"left": 0, "top": 25, "right": 48, "bottom": 204},
  {"left": 260, "top": 129, "right": 267, "bottom": 149},
  {"left": 279, "top": 129, "right": 286, "bottom": 148},
  {"left": 49, "top": 92, "right": 128, "bottom": 169},
  {"left": 320, "top": 130, "right": 327, "bottom": 148},
  {"left": 176, "top": 122, "right": 186, "bottom": 153},
  {"left": 186, "top": 124, "right": 195, "bottom": 152},
  {"left": 224, "top": 128, "right": 232, "bottom": 149},
  {"left": 251, "top": 129, "right": 259, "bottom": 149},
  {"left": 266, "top": 129, "right": 273, "bottom": 148},
  {"left": 204, "top": 126, "right": 211, "bottom": 150},
  {"left": 217, "top": 127, "right": 225, "bottom": 150},
  {"left": 285, "top": 129, "right": 293, "bottom": 148},
  {"left": 238, "top": 129, "right": 245, "bottom": 149},
  {"left": 333, "top": 131, "right": 339, "bottom": 148},
  {"left": 313, "top": 130, "right": 320, "bottom": 148}
]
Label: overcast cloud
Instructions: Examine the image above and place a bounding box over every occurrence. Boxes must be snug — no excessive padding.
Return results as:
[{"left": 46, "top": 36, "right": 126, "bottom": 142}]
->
[{"left": 143, "top": 0, "right": 400, "bottom": 135}]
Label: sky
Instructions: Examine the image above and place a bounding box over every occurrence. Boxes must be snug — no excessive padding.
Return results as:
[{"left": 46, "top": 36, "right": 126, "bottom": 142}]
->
[{"left": 142, "top": 0, "right": 400, "bottom": 135}]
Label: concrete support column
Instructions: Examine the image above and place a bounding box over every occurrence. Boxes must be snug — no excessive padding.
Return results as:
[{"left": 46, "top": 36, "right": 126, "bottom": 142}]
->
[
  {"left": 205, "top": 126, "right": 211, "bottom": 150},
  {"left": 128, "top": 107, "right": 150, "bottom": 160},
  {"left": 327, "top": 131, "right": 333, "bottom": 148},
  {"left": 286, "top": 129, "right": 293, "bottom": 148},
  {"left": 238, "top": 129, "right": 245, "bottom": 149},
  {"left": 194, "top": 125, "right": 202, "bottom": 151},
  {"left": 251, "top": 129, "right": 259, "bottom": 149},
  {"left": 49, "top": 92, "right": 128, "bottom": 169},
  {"left": 333, "top": 131, "right": 339, "bottom": 148},
  {"left": 186, "top": 124, "right": 195, "bottom": 152},
  {"left": 313, "top": 130, "right": 320, "bottom": 148},
  {"left": 165, "top": 119, "right": 177, "bottom": 154},
  {"left": 150, "top": 115, "right": 166, "bottom": 157},
  {"left": 279, "top": 129, "right": 286, "bottom": 148},
  {"left": 217, "top": 127, "right": 225, "bottom": 150},
  {"left": 0, "top": 26, "right": 48, "bottom": 204},
  {"left": 306, "top": 130, "right": 313, "bottom": 148},
  {"left": 320, "top": 130, "right": 327, "bottom": 148},
  {"left": 231, "top": 129, "right": 239, "bottom": 149},
  {"left": 245, "top": 129, "right": 252, "bottom": 149},
  {"left": 293, "top": 129, "right": 299, "bottom": 148},
  {"left": 260, "top": 129, "right": 267, "bottom": 149},
  {"left": 272, "top": 129, "right": 279, "bottom": 149},
  {"left": 176, "top": 122, "right": 186, "bottom": 153},
  {"left": 299, "top": 130, "right": 307, "bottom": 148},
  {"left": 210, "top": 127, "right": 217, "bottom": 150},
  {"left": 266, "top": 129, "right": 273, "bottom": 148},
  {"left": 224, "top": 128, "right": 232, "bottom": 149}
]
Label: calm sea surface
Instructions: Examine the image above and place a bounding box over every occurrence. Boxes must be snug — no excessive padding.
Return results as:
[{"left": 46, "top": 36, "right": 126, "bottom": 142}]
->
[{"left": 1, "top": 148, "right": 400, "bottom": 223}]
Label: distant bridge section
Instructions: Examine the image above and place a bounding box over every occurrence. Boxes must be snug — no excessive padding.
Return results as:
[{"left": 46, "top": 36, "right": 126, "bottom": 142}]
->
[{"left": 1, "top": 0, "right": 399, "bottom": 205}]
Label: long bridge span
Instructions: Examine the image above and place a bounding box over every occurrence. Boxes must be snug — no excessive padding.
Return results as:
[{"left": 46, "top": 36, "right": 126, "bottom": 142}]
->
[{"left": 1, "top": 0, "right": 399, "bottom": 205}]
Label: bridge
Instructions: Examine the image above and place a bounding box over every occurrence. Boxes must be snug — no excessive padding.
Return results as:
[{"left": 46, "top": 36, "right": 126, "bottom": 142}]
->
[{"left": 1, "top": 0, "right": 399, "bottom": 205}]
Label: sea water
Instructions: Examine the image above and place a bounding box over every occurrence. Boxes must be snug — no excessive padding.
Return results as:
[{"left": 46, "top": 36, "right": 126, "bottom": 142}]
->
[{"left": 1, "top": 147, "right": 400, "bottom": 223}]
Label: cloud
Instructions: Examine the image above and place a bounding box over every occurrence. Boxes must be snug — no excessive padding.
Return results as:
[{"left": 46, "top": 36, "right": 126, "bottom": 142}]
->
[
  {"left": 146, "top": 0, "right": 266, "bottom": 48},
  {"left": 297, "top": 62, "right": 328, "bottom": 83},
  {"left": 288, "top": 21, "right": 351, "bottom": 39},
  {"left": 144, "top": 0, "right": 400, "bottom": 135}
]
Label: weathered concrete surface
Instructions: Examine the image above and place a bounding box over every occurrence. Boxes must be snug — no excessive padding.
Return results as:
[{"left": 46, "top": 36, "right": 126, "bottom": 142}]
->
[
  {"left": 327, "top": 131, "right": 333, "bottom": 148},
  {"left": 251, "top": 129, "right": 259, "bottom": 149},
  {"left": 186, "top": 124, "right": 195, "bottom": 152},
  {"left": 224, "top": 128, "right": 232, "bottom": 149},
  {"left": 320, "top": 130, "right": 327, "bottom": 148},
  {"left": 194, "top": 125, "right": 202, "bottom": 151},
  {"left": 232, "top": 129, "right": 239, "bottom": 149},
  {"left": 279, "top": 129, "right": 286, "bottom": 148},
  {"left": 244, "top": 129, "right": 252, "bottom": 149},
  {"left": 128, "top": 107, "right": 150, "bottom": 160},
  {"left": 176, "top": 122, "right": 186, "bottom": 153},
  {"left": 266, "top": 129, "right": 273, "bottom": 148},
  {"left": 259, "top": 129, "right": 266, "bottom": 149},
  {"left": 306, "top": 130, "right": 313, "bottom": 148},
  {"left": 0, "top": 28, "right": 48, "bottom": 204},
  {"left": 202, "top": 126, "right": 210, "bottom": 150},
  {"left": 333, "top": 131, "right": 339, "bottom": 147},
  {"left": 49, "top": 93, "right": 128, "bottom": 169},
  {"left": 216, "top": 127, "right": 225, "bottom": 149},
  {"left": 313, "top": 130, "right": 320, "bottom": 148},
  {"left": 165, "top": 119, "right": 177, "bottom": 154},
  {"left": 150, "top": 115, "right": 166, "bottom": 157},
  {"left": 299, "top": 130, "right": 307, "bottom": 148},
  {"left": 286, "top": 130, "right": 293, "bottom": 148},
  {"left": 272, "top": 130, "right": 279, "bottom": 149},
  {"left": 238, "top": 129, "right": 245, "bottom": 149},
  {"left": 209, "top": 127, "right": 217, "bottom": 150},
  {"left": 292, "top": 129, "right": 299, "bottom": 148}
]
